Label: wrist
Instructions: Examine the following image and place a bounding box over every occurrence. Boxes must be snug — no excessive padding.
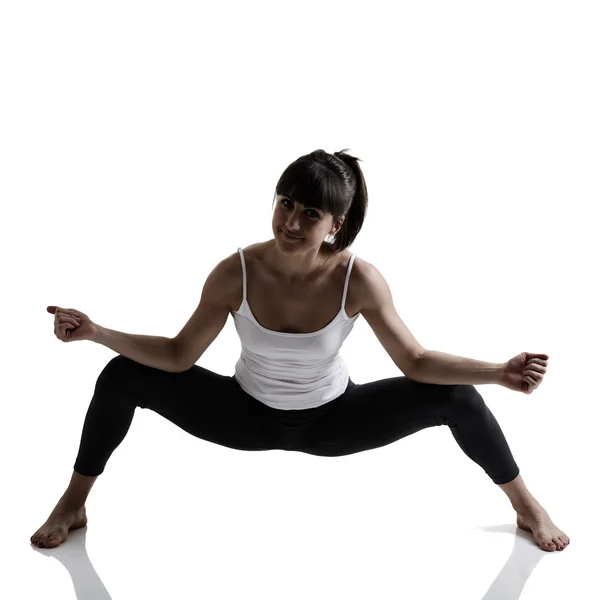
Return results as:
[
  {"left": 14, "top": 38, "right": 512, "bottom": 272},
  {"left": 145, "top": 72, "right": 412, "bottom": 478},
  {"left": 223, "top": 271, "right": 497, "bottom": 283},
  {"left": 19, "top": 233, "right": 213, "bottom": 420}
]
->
[
  {"left": 497, "top": 362, "right": 508, "bottom": 386},
  {"left": 92, "top": 324, "right": 105, "bottom": 344}
]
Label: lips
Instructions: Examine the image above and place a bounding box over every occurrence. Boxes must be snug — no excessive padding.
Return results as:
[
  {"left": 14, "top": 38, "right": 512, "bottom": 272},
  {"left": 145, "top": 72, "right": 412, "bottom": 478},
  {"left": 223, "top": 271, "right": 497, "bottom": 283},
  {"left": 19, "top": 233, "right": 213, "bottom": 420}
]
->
[{"left": 282, "top": 229, "right": 303, "bottom": 240}]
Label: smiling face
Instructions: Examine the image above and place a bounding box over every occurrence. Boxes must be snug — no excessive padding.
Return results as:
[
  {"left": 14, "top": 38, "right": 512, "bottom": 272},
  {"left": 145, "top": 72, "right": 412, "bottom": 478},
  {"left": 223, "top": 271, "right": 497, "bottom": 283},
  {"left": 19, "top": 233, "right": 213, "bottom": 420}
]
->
[{"left": 272, "top": 194, "right": 344, "bottom": 250}]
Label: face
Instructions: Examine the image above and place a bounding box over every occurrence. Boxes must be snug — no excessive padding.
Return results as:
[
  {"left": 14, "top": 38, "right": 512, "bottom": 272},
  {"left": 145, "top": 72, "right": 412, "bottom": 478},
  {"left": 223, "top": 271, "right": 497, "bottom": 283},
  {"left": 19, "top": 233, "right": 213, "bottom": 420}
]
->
[{"left": 273, "top": 194, "right": 344, "bottom": 248}]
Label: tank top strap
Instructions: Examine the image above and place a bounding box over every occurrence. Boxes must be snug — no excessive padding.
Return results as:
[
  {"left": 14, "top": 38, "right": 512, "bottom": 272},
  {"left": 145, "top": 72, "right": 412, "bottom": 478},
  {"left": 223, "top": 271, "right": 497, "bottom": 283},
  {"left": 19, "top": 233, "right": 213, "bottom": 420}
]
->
[
  {"left": 238, "top": 247, "right": 356, "bottom": 314},
  {"left": 237, "top": 247, "right": 247, "bottom": 305},
  {"left": 341, "top": 254, "right": 357, "bottom": 312}
]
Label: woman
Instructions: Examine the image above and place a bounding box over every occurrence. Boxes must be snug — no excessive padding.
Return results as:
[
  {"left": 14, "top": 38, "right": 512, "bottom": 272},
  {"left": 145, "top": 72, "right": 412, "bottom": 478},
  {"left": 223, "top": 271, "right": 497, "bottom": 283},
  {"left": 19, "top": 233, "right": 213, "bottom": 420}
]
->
[{"left": 31, "top": 148, "right": 569, "bottom": 552}]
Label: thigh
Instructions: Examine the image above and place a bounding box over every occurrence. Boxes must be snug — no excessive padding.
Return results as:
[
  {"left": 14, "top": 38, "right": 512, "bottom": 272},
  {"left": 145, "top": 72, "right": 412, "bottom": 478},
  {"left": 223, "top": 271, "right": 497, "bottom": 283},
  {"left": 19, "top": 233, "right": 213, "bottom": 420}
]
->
[
  {"left": 103, "top": 355, "right": 280, "bottom": 451},
  {"left": 298, "top": 376, "right": 461, "bottom": 456}
]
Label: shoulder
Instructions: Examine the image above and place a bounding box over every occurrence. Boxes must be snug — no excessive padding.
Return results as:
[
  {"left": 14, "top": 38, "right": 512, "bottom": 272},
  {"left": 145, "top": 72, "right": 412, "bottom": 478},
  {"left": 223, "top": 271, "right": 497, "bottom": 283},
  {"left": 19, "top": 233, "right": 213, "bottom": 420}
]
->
[
  {"left": 218, "top": 241, "right": 268, "bottom": 275},
  {"left": 326, "top": 251, "right": 379, "bottom": 314},
  {"left": 214, "top": 242, "right": 267, "bottom": 312},
  {"left": 215, "top": 243, "right": 377, "bottom": 312},
  {"left": 349, "top": 256, "right": 391, "bottom": 314}
]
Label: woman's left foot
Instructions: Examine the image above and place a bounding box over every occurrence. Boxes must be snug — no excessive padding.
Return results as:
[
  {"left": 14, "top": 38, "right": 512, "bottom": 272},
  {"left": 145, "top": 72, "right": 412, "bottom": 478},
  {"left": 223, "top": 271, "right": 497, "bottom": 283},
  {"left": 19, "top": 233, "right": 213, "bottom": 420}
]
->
[{"left": 516, "top": 507, "right": 570, "bottom": 552}]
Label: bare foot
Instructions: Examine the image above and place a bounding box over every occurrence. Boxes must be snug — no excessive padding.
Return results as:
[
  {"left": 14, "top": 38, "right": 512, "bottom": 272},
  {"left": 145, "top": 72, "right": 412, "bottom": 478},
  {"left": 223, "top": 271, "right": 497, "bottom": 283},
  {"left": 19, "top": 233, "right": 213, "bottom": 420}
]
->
[
  {"left": 516, "top": 506, "right": 570, "bottom": 552},
  {"left": 30, "top": 506, "right": 88, "bottom": 548}
]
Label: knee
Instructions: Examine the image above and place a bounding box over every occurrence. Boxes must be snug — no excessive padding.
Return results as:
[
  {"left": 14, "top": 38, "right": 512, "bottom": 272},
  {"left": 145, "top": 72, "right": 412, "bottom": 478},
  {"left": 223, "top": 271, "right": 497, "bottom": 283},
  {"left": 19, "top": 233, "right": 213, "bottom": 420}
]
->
[
  {"left": 96, "top": 355, "right": 137, "bottom": 388},
  {"left": 448, "top": 384, "right": 486, "bottom": 412},
  {"left": 101, "top": 354, "right": 130, "bottom": 374}
]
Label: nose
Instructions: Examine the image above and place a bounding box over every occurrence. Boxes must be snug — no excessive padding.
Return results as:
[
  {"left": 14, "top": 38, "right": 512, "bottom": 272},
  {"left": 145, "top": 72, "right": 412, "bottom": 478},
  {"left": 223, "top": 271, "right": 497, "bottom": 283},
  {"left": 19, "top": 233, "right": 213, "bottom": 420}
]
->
[
  {"left": 285, "top": 221, "right": 301, "bottom": 232},
  {"left": 284, "top": 212, "right": 302, "bottom": 231}
]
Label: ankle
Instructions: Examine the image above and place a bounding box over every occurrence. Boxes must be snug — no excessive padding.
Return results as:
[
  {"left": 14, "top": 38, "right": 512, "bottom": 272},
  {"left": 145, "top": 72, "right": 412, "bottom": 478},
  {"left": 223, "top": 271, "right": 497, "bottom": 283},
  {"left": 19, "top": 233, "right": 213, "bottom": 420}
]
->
[
  {"left": 514, "top": 500, "right": 545, "bottom": 515},
  {"left": 54, "top": 500, "right": 85, "bottom": 514}
]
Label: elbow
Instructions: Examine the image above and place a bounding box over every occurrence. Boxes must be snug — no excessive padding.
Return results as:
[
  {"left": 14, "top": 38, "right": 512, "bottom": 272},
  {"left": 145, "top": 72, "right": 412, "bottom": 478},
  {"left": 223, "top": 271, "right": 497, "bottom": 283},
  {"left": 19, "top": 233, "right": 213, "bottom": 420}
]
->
[
  {"left": 407, "top": 349, "right": 427, "bottom": 378},
  {"left": 171, "top": 339, "right": 190, "bottom": 373}
]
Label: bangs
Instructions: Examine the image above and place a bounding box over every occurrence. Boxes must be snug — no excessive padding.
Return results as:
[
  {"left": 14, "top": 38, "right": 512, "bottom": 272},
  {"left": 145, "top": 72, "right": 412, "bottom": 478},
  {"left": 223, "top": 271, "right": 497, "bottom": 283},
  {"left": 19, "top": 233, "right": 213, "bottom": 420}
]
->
[{"left": 275, "top": 158, "right": 347, "bottom": 216}]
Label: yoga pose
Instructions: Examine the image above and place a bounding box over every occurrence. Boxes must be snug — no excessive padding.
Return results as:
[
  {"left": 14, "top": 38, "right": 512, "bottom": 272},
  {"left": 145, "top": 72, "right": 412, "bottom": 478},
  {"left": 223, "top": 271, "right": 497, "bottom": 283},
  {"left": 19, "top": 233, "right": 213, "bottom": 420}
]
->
[{"left": 31, "top": 148, "right": 569, "bottom": 552}]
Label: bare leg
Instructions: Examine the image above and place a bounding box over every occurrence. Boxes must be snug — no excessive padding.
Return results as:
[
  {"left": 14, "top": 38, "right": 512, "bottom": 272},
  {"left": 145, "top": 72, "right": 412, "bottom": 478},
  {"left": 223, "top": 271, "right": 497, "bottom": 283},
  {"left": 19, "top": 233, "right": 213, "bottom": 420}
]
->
[
  {"left": 498, "top": 472, "right": 540, "bottom": 512},
  {"left": 498, "top": 473, "right": 570, "bottom": 552},
  {"left": 54, "top": 470, "right": 98, "bottom": 512},
  {"left": 30, "top": 470, "right": 97, "bottom": 548}
]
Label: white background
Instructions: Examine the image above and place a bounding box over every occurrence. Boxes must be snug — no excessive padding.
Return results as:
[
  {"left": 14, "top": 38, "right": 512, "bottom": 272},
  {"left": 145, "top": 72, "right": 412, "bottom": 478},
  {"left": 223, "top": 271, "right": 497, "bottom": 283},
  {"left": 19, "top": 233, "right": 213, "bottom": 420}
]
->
[{"left": 2, "top": 1, "right": 599, "bottom": 599}]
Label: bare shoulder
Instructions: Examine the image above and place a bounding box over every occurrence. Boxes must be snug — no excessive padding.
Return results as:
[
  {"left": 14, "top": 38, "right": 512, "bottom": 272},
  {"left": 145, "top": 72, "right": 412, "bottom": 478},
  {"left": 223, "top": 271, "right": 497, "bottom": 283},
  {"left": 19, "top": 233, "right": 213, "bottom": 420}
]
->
[
  {"left": 216, "top": 242, "right": 374, "bottom": 314},
  {"left": 222, "top": 241, "right": 266, "bottom": 276},
  {"left": 215, "top": 242, "right": 266, "bottom": 312},
  {"left": 350, "top": 256, "right": 391, "bottom": 314},
  {"left": 350, "top": 255, "right": 373, "bottom": 282}
]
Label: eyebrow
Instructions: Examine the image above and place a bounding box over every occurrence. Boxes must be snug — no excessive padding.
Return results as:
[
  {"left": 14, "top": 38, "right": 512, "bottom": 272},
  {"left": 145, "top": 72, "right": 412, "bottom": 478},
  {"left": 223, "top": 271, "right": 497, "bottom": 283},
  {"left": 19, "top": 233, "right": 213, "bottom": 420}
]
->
[{"left": 281, "top": 195, "right": 321, "bottom": 211}]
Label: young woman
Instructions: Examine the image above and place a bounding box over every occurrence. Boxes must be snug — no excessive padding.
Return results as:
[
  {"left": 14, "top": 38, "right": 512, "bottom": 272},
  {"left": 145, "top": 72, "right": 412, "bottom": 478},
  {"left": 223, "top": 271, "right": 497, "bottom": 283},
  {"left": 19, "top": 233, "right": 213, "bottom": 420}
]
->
[{"left": 32, "top": 148, "right": 569, "bottom": 552}]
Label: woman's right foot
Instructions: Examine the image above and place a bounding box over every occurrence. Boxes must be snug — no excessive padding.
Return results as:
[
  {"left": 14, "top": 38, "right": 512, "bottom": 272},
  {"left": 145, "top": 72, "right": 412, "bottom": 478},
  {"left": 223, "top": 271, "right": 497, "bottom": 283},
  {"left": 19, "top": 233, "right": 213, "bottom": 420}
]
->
[{"left": 30, "top": 506, "right": 88, "bottom": 548}]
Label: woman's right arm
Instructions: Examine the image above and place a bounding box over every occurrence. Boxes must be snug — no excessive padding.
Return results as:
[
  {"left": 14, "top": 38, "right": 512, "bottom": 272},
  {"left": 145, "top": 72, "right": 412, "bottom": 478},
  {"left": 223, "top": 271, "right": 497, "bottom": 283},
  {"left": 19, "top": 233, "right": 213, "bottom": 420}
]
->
[
  {"left": 48, "top": 306, "right": 182, "bottom": 373},
  {"left": 91, "top": 248, "right": 236, "bottom": 373},
  {"left": 49, "top": 249, "right": 236, "bottom": 374},
  {"left": 93, "top": 326, "right": 181, "bottom": 373}
]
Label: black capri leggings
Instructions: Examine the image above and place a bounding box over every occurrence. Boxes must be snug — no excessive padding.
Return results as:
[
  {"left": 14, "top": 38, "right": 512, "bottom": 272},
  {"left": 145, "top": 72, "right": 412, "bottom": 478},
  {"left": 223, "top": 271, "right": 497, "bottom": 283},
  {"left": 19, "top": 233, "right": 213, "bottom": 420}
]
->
[{"left": 73, "top": 355, "right": 520, "bottom": 485}]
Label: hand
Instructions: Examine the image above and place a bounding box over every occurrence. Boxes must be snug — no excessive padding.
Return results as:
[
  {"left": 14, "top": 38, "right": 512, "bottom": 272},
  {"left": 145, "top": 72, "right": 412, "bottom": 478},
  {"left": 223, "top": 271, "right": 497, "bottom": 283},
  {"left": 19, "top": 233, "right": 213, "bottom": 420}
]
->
[
  {"left": 499, "top": 352, "right": 549, "bottom": 394},
  {"left": 47, "top": 306, "right": 98, "bottom": 343}
]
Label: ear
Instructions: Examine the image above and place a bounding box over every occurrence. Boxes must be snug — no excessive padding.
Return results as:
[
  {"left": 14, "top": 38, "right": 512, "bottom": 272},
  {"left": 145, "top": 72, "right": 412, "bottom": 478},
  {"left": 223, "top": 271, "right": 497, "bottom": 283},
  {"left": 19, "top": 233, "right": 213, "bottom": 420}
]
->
[{"left": 331, "top": 216, "right": 345, "bottom": 235}]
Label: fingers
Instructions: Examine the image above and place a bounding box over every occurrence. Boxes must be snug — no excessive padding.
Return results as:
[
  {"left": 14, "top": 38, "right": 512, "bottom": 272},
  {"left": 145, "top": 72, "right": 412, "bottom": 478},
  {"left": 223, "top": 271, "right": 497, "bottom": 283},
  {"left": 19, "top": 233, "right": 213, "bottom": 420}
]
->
[
  {"left": 58, "top": 315, "right": 80, "bottom": 328},
  {"left": 524, "top": 372, "right": 542, "bottom": 384},
  {"left": 524, "top": 377, "right": 538, "bottom": 388},
  {"left": 527, "top": 359, "right": 548, "bottom": 372},
  {"left": 60, "top": 315, "right": 80, "bottom": 327},
  {"left": 55, "top": 312, "right": 81, "bottom": 339},
  {"left": 54, "top": 308, "right": 81, "bottom": 323},
  {"left": 55, "top": 307, "right": 79, "bottom": 317}
]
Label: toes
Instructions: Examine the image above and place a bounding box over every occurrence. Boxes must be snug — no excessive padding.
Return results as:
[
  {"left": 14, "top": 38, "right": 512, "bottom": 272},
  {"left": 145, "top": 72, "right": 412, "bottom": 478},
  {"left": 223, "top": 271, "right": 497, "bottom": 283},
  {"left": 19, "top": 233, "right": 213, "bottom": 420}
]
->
[
  {"left": 30, "top": 533, "right": 58, "bottom": 548},
  {"left": 31, "top": 531, "right": 45, "bottom": 546},
  {"left": 542, "top": 540, "right": 556, "bottom": 550},
  {"left": 556, "top": 536, "right": 569, "bottom": 549}
]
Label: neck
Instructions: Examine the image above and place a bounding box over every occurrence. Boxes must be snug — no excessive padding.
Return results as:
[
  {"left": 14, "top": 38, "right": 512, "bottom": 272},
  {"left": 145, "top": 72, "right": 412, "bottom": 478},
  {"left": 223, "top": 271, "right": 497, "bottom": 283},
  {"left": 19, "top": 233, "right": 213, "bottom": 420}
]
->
[{"left": 266, "top": 239, "right": 334, "bottom": 283}]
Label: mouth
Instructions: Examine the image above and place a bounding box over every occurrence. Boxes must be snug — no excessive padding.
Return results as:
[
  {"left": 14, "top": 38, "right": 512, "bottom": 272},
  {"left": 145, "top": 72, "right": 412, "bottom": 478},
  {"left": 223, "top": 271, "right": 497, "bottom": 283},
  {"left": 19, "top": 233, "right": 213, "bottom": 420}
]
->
[{"left": 281, "top": 229, "right": 304, "bottom": 241}]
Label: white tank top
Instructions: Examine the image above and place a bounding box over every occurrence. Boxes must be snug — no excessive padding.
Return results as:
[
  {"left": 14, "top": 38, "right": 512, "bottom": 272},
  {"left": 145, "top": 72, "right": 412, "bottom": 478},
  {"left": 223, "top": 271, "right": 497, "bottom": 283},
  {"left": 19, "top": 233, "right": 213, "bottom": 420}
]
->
[{"left": 231, "top": 247, "right": 360, "bottom": 410}]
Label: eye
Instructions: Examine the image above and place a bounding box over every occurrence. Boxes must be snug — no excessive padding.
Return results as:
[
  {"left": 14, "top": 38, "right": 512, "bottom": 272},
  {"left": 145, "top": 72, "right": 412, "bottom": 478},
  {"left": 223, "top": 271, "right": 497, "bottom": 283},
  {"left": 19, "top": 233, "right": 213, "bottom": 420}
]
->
[{"left": 281, "top": 198, "right": 319, "bottom": 219}]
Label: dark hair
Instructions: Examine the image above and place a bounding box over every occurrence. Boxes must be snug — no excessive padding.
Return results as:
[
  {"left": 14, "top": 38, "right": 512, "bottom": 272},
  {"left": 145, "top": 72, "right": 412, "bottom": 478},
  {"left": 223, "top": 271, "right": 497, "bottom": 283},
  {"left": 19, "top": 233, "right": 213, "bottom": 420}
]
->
[{"left": 272, "top": 148, "right": 368, "bottom": 252}]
